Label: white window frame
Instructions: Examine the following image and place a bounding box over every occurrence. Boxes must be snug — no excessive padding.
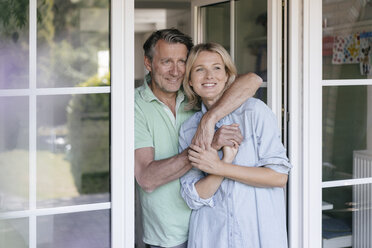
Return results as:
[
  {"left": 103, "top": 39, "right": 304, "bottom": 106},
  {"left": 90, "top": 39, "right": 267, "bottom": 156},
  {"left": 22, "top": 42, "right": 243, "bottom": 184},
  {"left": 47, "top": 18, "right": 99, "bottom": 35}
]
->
[
  {"left": 288, "top": 0, "right": 323, "bottom": 246},
  {"left": 290, "top": 0, "right": 372, "bottom": 247},
  {"left": 0, "top": 0, "right": 135, "bottom": 247},
  {"left": 111, "top": 0, "right": 134, "bottom": 247}
]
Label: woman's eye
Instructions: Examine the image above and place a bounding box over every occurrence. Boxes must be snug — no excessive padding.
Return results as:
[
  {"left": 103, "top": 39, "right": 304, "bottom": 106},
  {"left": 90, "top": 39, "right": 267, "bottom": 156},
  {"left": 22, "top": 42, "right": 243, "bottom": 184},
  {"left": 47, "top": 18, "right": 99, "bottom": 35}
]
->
[
  {"left": 195, "top": 68, "right": 203, "bottom": 72},
  {"left": 214, "top": 66, "right": 221, "bottom": 70}
]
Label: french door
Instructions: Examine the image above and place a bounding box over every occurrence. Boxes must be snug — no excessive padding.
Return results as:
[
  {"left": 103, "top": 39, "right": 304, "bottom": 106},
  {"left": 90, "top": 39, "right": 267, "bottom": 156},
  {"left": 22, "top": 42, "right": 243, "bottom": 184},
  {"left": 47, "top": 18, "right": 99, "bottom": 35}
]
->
[
  {"left": 191, "top": 0, "right": 294, "bottom": 244},
  {"left": 0, "top": 0, "right": 134, "bottom": 247},
  {"left": 304, "top": 0, "right": 372, "bottom": 247},
  {"left": 191, "top": 0, "right": 284, "bottom": 129}
]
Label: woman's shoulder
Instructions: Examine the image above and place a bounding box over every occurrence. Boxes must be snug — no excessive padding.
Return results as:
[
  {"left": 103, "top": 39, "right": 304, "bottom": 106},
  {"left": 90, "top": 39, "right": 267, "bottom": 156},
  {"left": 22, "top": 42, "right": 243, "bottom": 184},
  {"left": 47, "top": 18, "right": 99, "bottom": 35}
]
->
[
  {"left": 181, "top": 111, "right": 203, "bottom": 131},
  {"left": 234, "top": 97, "right": 266, "bottom": 113}
]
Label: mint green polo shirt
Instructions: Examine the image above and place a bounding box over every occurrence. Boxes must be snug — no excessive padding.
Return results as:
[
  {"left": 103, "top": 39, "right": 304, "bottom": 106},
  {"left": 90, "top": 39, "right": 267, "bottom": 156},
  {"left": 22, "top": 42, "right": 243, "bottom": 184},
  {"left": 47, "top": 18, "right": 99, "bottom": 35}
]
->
[{"left": 135, "top": 75, "right": 195, "bottom": 247}]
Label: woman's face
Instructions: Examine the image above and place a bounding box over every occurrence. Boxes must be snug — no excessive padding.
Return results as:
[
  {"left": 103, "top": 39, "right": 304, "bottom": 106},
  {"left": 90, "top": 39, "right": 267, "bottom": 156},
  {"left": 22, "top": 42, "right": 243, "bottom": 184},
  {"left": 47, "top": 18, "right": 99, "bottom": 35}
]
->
[{"left": 189, "top": 51, "right": 228, "bottom": 108}]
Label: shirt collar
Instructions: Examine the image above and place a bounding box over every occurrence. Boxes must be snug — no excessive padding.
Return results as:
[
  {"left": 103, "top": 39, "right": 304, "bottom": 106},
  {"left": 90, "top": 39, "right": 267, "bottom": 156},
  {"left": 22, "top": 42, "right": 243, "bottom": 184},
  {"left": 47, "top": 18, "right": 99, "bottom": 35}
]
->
[{"left": 201, "top": 103, "right": 208, "bottom": 114}]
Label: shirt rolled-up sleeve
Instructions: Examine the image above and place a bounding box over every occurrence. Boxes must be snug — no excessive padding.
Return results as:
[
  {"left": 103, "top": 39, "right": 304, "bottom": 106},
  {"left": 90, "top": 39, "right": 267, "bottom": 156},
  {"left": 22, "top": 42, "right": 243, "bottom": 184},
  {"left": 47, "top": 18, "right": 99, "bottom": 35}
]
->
[
  {"left": 178, "top": 123, "right": 218, "bottom": 210},
  {"left": 254, "top": 101, "right": 292, "bottom": 174},
  {"left": 180, "top": 168, "right": 217, "bottom": 210}
]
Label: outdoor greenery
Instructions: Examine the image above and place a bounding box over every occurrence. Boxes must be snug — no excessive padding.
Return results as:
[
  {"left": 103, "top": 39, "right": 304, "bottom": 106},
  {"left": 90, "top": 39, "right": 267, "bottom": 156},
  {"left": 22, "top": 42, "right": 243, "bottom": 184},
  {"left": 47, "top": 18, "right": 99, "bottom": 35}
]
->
[
  {"left": 1, "top": 0, "right": 110, "bottom": 196},
  {"left": 67, "top": 73, "right": 110, "bottom": 194}
]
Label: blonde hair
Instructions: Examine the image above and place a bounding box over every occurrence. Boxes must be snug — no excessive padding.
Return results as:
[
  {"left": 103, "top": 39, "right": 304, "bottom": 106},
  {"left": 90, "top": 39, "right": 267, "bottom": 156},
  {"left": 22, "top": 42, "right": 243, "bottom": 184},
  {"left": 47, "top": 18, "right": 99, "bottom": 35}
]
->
[{"left": 183, "top": 42, "right": 237, "bottom": 110}]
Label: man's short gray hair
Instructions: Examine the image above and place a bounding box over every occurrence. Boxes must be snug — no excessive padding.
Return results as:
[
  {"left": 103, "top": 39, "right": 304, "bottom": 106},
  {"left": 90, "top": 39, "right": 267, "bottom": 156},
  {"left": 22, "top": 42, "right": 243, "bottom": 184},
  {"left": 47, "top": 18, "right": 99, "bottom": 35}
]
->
[{"left": 143, "top": 28, "right": 194, "bottom": 61}]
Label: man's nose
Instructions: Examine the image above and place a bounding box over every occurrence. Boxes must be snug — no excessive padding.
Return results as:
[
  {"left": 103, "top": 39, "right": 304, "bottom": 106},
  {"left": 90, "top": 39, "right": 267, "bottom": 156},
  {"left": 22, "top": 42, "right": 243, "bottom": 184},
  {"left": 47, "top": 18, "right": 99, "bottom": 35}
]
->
[{"left": 170, "top": 64, "right": 180, "bottom": 76}]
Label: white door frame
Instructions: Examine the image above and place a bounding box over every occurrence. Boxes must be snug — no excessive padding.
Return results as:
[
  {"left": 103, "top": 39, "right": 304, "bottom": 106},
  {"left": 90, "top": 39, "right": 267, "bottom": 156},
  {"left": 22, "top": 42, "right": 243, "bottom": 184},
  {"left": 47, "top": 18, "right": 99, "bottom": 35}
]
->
[
  {"left": 288, "top": 0, "right": 323, "bottom": 247},
  {"left": 111, "top": 0, "right": 135, "bottom": 247}
]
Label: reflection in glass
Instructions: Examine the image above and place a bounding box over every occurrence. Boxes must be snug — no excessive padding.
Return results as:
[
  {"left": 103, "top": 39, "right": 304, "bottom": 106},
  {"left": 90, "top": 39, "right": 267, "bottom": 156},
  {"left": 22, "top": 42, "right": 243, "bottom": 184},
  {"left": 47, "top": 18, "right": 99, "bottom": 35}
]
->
[
  {"left": 323, "top": 86, "right": 372, "bottom": 181},
  {"left": 235, "top": 0, "right": 267, "bottom": 103},
  {"left": 37, "top": 93, "right": 110, "bottom": 208},
  {"left": 0, "top": 1, "right": 29, "bottom": 89},
  {"left": 0, "top": 97, "right": 29, "bottom": 212},
  {"left": 322, "top": 0, "right": 372, "bottom": 80},
  {"left": 201, "top": 2, "right": 230, "bottom": 53},
  {"left": 235, "top": 0, "right": 267, "bottom": 81},
  {"left": 37, "top": 0, "right": 110, "bottom": 88},
  {"left": 37, "top": 210, "right": 110, "bottom": 248},
  {"left": 322, "top": 185, "right": 372, "bottom": 247},
  {"left": 0, "top": 218, "right": 28, "bottom": 248}
]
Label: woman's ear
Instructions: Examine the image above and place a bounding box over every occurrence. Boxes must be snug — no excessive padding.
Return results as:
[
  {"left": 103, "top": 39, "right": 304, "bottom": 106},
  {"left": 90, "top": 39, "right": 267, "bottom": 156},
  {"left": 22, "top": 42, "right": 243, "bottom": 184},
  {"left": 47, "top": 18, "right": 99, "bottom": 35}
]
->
[
  {"left": 144, "top": 56, "right": 152, "bottom": 72},
  {"left": 189, "top": 80, "right": 193, "bottom": 87}
]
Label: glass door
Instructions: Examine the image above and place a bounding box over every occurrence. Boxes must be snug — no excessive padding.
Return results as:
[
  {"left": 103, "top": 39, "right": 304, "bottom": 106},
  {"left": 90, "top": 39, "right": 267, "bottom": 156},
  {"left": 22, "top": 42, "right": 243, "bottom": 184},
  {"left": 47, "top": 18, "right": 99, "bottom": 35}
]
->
[
  {"left": 321, "top": 1, "right": 372, "bottom": 247},
  {"left": 191, "top": 0, "right": 284, "bottom": 128},
  {"left": 0, "top": 0, "right": 135, "bottom": 247}
]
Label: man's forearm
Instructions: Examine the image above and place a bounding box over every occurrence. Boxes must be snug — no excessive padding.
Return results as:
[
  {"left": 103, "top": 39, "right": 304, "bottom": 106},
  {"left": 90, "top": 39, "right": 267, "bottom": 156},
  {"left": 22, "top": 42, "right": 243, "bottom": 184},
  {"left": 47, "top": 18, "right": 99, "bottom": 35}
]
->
[{"left": 136, "top": 149, "right": 191, "bottom": 193}]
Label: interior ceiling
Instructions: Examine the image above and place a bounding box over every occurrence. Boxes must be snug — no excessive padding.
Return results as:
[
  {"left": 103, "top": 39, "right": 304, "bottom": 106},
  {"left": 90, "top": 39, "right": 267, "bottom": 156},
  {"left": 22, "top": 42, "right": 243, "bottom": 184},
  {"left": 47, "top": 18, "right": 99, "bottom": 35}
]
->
[{"left": 134, "top": 0, "right": 190, "bottom": 33}]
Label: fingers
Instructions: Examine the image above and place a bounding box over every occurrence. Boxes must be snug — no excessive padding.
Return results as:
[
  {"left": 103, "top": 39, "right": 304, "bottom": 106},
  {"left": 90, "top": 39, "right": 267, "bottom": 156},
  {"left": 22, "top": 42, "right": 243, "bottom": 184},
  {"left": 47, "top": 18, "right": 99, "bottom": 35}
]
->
[
  {"left": 189, "top": 144, "right": 203, "bottom": 153},
  {"left": 231, "top": 140, "right": 239, "bottom": 149},
  {"left": 221, "top": 124, "right": 243, "bottom": 144},
  {"left": 213, "top": 124, "right": 243, "bottom": 147}
]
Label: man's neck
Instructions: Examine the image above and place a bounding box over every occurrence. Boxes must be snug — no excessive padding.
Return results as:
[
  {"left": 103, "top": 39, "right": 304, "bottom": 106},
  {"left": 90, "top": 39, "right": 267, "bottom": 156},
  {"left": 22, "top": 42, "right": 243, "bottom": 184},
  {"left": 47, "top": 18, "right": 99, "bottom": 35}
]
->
[{"left": 150, "top": 83, "right": 177, "bottom": 116}]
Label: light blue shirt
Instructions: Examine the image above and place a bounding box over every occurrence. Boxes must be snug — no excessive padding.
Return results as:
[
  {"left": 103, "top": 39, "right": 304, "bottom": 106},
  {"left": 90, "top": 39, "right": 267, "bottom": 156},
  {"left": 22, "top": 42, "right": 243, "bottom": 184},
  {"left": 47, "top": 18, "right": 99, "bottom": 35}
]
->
[{"left": 179, "top": 98, "right": 292, "bottom": 248}]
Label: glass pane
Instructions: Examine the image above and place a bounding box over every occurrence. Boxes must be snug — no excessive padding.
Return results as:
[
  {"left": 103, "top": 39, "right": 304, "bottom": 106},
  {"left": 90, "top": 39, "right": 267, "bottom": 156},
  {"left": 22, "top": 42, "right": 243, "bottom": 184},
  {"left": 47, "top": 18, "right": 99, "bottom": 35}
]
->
[
  {"left": 235, "top": 0, "right": 267, "bottom": 103},
  {"left": 0, "top": 1, "right": 29, "bottom": 89},
  {"left": 201, "top": 2, "right": 230, "bottom": 53},
  {"left": 235, "top": 0, "right": 267, "bottom": 81},
  {"left": 0, "top": 97, "right": 29, "bottom": 212},
  {"left": 37, "top": 210, "right": 110, "bottom": 248},
  {"left": 0, "top": 218, "right": 29, "bottom": 248},
  {"left": 37, "top": 94, "right": 110, "bottom": 208},
  {"left": 323, "top": 85, "right": 372, "bottom": 181},
  {"left": 37, "top": 0, "right": 110, "bottom": 88},
  {"left": 322, "top": 185, "right": 372, "bottom": 247},
  {"left": 322, "top": 0, "right": 372, "bottom": 79}
]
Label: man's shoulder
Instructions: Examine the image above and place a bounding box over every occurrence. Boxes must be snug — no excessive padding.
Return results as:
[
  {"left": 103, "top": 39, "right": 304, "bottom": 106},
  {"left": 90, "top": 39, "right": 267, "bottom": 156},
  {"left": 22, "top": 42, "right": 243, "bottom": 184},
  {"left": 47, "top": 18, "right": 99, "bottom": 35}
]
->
[{"left": 134, "top": 85, "right": 145, "bottom": 101}]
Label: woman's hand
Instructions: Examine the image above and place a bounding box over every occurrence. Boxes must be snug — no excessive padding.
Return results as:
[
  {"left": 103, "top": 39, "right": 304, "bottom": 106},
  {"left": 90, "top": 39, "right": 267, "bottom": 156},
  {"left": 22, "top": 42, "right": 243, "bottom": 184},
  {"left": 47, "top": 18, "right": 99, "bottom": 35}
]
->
[
  {"left": 188, "top": 144, "right": 223, "bottom": 175},
  {"left": 222, "top": 141, "right": 239, "bottom": 163}
]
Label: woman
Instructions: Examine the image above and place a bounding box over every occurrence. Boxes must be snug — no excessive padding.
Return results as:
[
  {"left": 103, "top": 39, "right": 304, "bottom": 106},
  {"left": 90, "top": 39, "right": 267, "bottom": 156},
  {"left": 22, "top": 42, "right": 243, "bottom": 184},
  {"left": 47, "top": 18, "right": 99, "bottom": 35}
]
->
[{"left": 179, "top": 43, "right": 292, "bottom": 248}]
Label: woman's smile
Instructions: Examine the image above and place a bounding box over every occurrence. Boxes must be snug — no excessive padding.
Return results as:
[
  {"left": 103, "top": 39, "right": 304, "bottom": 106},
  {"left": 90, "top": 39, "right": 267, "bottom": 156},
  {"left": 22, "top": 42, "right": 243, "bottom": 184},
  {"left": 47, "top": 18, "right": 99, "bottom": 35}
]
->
[{"left": 189, "top": 51, "right": 228, "bottom": 108}]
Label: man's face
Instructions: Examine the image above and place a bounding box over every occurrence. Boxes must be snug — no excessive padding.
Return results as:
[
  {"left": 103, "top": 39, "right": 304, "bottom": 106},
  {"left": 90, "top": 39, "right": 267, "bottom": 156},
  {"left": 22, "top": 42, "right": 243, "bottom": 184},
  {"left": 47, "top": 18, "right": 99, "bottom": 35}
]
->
[{"left": 145, "top": 39, "right": 188, "bottom": 95}]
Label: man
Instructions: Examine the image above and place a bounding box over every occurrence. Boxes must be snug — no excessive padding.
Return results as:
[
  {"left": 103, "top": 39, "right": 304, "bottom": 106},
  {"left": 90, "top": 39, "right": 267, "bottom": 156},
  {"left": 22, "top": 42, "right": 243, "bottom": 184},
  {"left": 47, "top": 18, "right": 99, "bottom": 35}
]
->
[{"left": 135, "top": 28, "right": 262, "bottom": 248}]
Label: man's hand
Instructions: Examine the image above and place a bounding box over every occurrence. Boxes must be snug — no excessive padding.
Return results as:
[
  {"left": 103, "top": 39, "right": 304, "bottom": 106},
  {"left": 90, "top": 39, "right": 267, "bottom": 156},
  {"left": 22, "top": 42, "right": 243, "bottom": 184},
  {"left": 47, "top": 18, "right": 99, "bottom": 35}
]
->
[{"left": 211, "top": 124, "right": 243, "bottom": 150}]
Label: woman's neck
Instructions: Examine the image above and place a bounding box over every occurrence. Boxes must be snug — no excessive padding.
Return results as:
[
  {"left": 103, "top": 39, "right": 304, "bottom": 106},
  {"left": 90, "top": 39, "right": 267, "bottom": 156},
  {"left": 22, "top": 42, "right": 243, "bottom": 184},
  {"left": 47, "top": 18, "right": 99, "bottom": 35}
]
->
[{"left": 202, "top": 97, "right": 219, "bottom": 110}]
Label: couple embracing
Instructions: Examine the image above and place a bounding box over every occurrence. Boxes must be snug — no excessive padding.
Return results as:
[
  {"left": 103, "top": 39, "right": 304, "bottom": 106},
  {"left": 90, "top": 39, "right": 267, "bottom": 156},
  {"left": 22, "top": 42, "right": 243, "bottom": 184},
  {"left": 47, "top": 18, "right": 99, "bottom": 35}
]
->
[{"left": 135, "top": 28, "right": 291, "bottom": 248}]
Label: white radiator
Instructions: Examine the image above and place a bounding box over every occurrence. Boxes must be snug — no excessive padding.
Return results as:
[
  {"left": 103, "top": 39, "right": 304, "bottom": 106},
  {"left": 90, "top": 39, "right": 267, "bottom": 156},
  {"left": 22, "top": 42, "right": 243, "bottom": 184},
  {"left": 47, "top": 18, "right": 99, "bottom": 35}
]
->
[{"left": 353, "top": 150, "right": 372, "bottom": 248}]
